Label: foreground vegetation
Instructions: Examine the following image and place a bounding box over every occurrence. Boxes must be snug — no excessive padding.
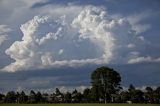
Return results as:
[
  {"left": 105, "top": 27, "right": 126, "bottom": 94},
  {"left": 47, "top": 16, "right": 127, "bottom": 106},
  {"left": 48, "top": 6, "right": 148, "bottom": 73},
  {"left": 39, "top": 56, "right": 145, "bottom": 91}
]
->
[
  {"left": 0, "top": 103, "right": 160, "bottom": 106},
  {"left": 0, "top": 67, "right": 160, "bottom": 104}
]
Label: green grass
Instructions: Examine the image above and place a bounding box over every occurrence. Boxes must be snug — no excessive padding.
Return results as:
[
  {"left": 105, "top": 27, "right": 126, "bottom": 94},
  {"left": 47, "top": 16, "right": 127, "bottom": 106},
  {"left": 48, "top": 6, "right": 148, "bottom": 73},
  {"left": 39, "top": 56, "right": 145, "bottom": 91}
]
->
[{"left": 0, "top": 104, "right": 159, "bottom": 106}]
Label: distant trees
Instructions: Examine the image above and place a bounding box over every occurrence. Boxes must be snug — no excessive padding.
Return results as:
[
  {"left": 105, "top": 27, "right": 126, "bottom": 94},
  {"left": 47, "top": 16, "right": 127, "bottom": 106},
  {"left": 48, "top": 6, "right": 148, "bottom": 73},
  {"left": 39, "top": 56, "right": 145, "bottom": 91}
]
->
[
  {"left": 129, "top": 87, "right": 144, "bottom": 103},
  {"left": 4, "top": 91, "right": 16, "bottom": 103},
  {"left": 28, "top": 90, "right": 36, "bottom": 103},
  {"left": 18, "top": 91, "right": 28, "bottom": 103},
  {"left": 154, "top": 87, "right": 160, "bottom": 103},
  {"left": 64, "top": 92, "right": 72, "bottom": 103},
  {"left": 82, "top": 88, "right": 92, "bottom": 103},
  {"left": 0, "top": 66, "right": 160, "bottom": 104},
  {"left": 0, "top": 93, "right": 5, "bottom": 103},
  {"left": 0, "top": 85, "right": 160, "bottom": 104},
  {"left": 0, "top": 88, "right": 82, "bottom": 103},
  {"left": 71, "top": 89, "right": 82, "bottom": 103}
]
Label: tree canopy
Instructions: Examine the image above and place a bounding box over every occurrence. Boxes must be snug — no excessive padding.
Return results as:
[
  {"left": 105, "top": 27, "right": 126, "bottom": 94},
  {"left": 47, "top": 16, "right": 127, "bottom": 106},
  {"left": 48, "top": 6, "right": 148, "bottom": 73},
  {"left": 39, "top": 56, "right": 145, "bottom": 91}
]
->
[{"left": 91, "top": 66, "right": 121, "bottom": 103}]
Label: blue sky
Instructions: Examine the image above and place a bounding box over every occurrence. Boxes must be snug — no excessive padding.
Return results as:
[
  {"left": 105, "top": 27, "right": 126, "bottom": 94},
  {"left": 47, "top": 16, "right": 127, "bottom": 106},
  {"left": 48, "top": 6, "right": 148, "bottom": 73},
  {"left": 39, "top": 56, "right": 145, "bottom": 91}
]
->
[{"left": 0, "top": 0, "right": 160, "bottom": 93}]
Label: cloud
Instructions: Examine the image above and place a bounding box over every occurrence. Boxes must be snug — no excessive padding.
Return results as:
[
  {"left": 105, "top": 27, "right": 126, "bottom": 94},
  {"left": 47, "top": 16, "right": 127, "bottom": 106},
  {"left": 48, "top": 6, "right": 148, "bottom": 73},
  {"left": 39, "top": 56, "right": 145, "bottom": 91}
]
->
[
  {"left": 0, "top": 36, "right": 7, "bottom": 46},
  {"left": 127, "top": 50, "right": 160, "bottom": 64},
  {"left": 0, "top": 0, "right": 48, "bottom": 7},
  {"left": 127, "top": 43, "right": 135, "bottom": 48},
  {"left": 127, "top": 11, "right": 151, "bottom": 35},
  {"left": 137, "top": 36, "right": 145, "bottom": 41},
  {"left": 23, "top": 0, "right": 49, "bottom": 7},
  {"left": 72, "top": 6, "right": 114, "bottom": 62},
  {"left": 1, "top": 6, "right": 154, "bottom": 72},
  {"left": 128, "top": 56, "right": 160, "bottom": 64},
  {"left": 2, "top": 16, "right": 57, "bottom": 72},
  {"left": 41, "top": 52, "right": 54, "bottom": 66},
  {"left": 58, "top": 49, "right": 64, "bottom": 55},
  {"left": 0, "top": 66, "right": 92, "bottom": 92},
  {"left": 0, "top": 25, "right": 12, "bottom": 34},
  {"left": 0, "top": 25, "right": 12, "bottom": 45},
  {"left": 128, "top": 56, "right": 152, "bottom": 64},
  {"left": 57, "top": 85, "right": 89, "bottom": 93}
]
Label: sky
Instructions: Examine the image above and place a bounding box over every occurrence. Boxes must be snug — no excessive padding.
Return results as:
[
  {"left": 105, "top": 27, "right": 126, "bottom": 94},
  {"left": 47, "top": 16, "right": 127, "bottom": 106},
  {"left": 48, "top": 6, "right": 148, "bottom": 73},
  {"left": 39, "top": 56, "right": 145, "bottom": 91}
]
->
[{"left": 0, "top": 0, "right": 160, "bottom": 93}]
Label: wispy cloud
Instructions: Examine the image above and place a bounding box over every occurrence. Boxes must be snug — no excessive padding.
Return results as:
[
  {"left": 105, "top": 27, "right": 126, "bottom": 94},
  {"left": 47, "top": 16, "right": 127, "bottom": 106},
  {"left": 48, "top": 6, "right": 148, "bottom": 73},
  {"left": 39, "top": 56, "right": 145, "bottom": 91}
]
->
[
  {"left": 128, "top": 56, "right": 160, "bottom": 64},
  {"left": 127, "top": 11, "right": 152, "bottom": 34},
  {"left": 0, "top": 25, "right": 12, "bottom": 46}
]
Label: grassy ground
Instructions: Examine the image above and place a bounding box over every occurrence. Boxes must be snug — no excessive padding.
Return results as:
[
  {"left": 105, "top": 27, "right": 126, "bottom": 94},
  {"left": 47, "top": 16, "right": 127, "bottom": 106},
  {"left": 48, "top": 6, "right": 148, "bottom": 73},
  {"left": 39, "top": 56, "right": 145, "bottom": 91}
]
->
[{"left": 0, "top": 104, "right": 159, "bottom": 106}]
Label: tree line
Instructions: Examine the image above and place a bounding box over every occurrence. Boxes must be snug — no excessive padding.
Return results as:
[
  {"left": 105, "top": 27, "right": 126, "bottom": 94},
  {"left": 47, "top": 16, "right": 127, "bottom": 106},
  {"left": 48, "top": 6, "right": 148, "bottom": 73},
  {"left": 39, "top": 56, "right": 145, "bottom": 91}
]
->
[{"left": 0, "top": 66, "right": 160, "bottom": 104}]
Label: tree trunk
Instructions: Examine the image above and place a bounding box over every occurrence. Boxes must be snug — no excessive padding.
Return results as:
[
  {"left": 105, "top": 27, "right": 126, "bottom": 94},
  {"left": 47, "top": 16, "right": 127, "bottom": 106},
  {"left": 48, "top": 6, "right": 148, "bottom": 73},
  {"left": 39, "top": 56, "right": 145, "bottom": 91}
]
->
[{"left": 105, "top": 93, "right": 107, "bottom": 104}]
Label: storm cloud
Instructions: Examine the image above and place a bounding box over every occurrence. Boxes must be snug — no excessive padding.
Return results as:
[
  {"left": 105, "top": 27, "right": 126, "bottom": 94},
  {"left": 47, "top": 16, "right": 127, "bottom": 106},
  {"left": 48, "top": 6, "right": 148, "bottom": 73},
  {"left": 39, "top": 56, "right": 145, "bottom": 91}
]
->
[{"left": 1, "top": 6, "right": 158, "bottom": 72}]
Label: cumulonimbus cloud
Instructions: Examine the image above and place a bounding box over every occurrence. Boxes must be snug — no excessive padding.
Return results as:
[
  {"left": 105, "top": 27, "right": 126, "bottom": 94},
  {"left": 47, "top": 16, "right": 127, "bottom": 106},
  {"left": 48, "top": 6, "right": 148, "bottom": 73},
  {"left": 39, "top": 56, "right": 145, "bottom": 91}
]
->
[{"left": 1, "top": 6, "right": 154, "bottom": 72}]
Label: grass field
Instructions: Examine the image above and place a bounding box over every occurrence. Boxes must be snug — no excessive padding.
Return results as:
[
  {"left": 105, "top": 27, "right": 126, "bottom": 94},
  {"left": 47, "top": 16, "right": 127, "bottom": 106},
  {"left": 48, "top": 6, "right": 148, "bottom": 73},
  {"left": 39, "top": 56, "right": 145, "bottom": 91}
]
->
[{"left": 0, "top": 104, "right": 159, "bottom": 106}]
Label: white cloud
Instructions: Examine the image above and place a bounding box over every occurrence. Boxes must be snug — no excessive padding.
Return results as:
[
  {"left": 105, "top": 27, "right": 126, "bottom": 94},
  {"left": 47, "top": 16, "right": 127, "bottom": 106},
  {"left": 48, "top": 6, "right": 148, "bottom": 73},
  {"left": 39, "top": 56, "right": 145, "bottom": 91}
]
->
[
  {"left": 1, "top": 5, "right": 154, "bottom": 72},
  {"left": 2, "top": 16, "right": 53, "bottom": 72},
  {"left": 22, "top": 0, "right": 49, "bottom": 7},
  {"left": 58, "top": 85, "right": 89, "bottom": 93},
  {"left": 36, "top": 85, "right": 90, "bottom": 94},
  {"left": 0, "top": 0, "right": 49, "bottom": 24},
  {"left": 41, "top": 52, "right": 54, "bottom": 66},
  {"left": 39, "top": 27, "right": 63, "bottom": 45},
  {"left": 132, "top": 24, "right": 150, "bottom": 35},
  {"left": 128, "top": 50, "right": 160, "bottom": 64},
  {"left": 0, "top": 25, "right": 12, "bottom": 34},
  {"left": 0, "top": 0, "right": 48, "bottom": 7},
  {"left": 127, "top": 11, "right": 151, "bottom": 35},
  {"left": 127, "top": 43, "right": 135, "bottom": 48},
  {"left": 24, "top": 85, "right": 90, "bottom": 94},
  {"left": 0, "top": 36, "right": 7, "bottom": 45},
  {"left": 129, "top": 51, "right": 140, "bottom": 56},
  {"left": 72, "top": 6, "right": 114, "bottom": 63},
  {"left": 155, "top": 58, "right": 160, "bottom": 62},
  {"left": 58, "top": 49, "right": 64, "bottom": 55},
  {"left": 128, "top": 56, "right": 160, "bottom": 64},
  {"left": 0, "top": 25, "right": 12, "bottom": 45},
  {"left": 128, "top": 56, "right": 152, "bottom": 64},
  {"left": 138, "top": 36, "right": 145, "bottom": 41}
]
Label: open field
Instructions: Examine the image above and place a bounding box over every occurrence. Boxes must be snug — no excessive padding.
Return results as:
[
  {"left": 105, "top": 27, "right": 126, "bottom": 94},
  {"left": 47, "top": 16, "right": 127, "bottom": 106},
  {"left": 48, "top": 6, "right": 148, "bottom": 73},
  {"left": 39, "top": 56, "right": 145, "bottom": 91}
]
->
[{"left": 0, "top": 104, "right": 159, "bottom": 106}]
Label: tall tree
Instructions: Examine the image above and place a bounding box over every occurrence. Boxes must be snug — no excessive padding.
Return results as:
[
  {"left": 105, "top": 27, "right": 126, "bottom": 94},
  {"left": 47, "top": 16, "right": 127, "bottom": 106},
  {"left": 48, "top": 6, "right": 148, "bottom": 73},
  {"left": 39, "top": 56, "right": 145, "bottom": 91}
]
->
[{"left": 91, "top": 66, "right": 121, "bottom": 103}]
